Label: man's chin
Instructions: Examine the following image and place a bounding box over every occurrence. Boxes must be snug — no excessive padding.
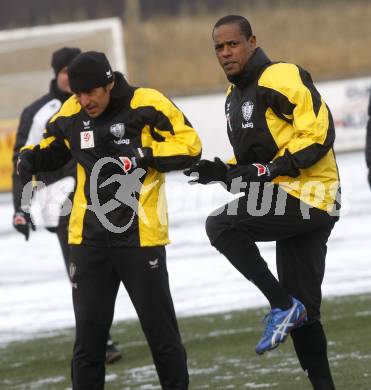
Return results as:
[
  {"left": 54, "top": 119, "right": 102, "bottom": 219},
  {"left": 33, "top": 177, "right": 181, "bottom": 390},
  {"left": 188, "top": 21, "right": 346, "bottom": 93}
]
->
[
  {"left": 225, "top": 69, "right": 238, "bottom": 77},
  {"left": 85, "top": 109, "right": 99, "bottom": 118},
  {"left": 226, "top": 71, "right": 242, "bottom": 83}
]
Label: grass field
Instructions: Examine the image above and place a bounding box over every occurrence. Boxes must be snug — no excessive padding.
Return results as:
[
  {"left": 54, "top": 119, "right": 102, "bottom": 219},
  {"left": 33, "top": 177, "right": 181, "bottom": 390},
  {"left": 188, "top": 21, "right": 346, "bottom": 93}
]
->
[{"left": 1, "top": 293, "right": 371, "bottom": 390}]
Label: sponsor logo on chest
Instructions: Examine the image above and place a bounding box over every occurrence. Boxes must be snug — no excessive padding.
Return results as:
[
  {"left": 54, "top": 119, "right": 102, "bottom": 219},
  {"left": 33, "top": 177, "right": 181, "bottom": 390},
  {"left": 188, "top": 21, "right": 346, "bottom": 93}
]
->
[
  {"left": 80, "top": 130, "right": 95, "bottom": 149},
  {"left": 241, "top": 100, "right": 254, "bottom": 129}
]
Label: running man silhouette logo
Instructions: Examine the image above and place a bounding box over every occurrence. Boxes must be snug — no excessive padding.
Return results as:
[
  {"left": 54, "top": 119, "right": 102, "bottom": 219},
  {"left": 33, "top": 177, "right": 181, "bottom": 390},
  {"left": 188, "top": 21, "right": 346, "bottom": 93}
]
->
[{"left": 88, "top": 157, "right": 158, "bottom": 233}]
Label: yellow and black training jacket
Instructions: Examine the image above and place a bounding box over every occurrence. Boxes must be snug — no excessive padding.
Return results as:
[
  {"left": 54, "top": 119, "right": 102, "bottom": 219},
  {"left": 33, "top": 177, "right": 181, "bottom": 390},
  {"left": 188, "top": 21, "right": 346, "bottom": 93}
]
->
[
  {"left": 225, "top": 47, "right": 340, "bottom": 212},
  {"left": 22, "top": 72, "right": 202, "bottom": 247}
]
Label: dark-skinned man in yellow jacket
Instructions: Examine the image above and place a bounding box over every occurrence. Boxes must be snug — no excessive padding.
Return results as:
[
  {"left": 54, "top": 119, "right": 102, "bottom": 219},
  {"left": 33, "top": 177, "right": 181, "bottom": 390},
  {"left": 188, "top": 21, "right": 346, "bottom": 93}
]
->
[{"left": 185, "top": 15, "right": 340, "bottom": 390}]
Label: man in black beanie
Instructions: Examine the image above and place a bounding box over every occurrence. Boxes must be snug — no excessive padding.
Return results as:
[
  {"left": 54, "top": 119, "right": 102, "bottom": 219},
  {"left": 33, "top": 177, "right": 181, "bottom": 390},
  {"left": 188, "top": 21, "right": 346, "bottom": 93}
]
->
[
  {"left": 17, "top": 50, "right": 202, "bottom": 389},
  {"left": 67, "top": 51, "right": 116, "bottom": 118},
  {"left": 12, "top": 47, "right": 122, "bottom": 365},
  {"left": 51, "top": 47, "right": 82, "bottom": 81}
]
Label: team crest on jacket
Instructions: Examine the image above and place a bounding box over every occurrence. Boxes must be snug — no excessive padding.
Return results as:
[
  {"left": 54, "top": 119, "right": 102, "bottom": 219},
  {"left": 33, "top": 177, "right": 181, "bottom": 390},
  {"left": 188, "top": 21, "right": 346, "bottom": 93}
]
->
[
  {"left": 110, "top": 123, "right": 130, "bottom": 145},
  {"left": 110, "top": 123, "right": 125, "bottom": 138},
  {"left": 242, "top": 101, "right": 254, "bottom": 128}
]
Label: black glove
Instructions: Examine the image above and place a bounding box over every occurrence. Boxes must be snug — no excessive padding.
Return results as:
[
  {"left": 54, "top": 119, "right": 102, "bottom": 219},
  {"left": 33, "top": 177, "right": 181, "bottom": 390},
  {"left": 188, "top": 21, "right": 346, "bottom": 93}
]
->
[
  {"left": 13, "top": 210, "right": 36, "bottom": 241},
  {"left": 183, "top": 157, "right": 228, "bottom": 184},
  {"left": 132, "top": 147, "right": 153, "bottom": 169},
  {"left": 368, "top": 170, "right": 371, "bottom": 189},
  {"left": 17, "top": 149, "right": 34, "bottom": 185},
  {"left": 226, "top": 159, "right": 299, "bottom": 184},
  {"left": 226, "top": 162, "right": 274, "bottom": 184}
]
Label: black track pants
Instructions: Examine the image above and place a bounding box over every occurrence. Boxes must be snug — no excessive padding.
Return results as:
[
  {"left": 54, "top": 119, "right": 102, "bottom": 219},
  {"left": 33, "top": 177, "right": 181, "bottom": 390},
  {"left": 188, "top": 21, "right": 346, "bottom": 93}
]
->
[
  {"left": 291, "top": 321, "right": 336, "bottom": 390},
  {"left": 55, "top": 223, "right": 70, "bottom": 278},
  {"left": 206, "top": 188, "right": 337, "bottom": 387},
  {"left": 55, "top": 226, "right": 116, "bottom": 351},
  {"left": 206, "top": 188, "right": 337, "bottom": 320},
  {"left": 69, "top": 245, "right": 188, "bottom": 390}
]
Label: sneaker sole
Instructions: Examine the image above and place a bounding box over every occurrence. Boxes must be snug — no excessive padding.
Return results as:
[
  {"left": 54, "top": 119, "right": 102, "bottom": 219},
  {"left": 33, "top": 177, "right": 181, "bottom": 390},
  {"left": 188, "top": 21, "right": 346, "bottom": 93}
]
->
[{"left": 256, "top": 342, "right": 279, "bottom": 355}]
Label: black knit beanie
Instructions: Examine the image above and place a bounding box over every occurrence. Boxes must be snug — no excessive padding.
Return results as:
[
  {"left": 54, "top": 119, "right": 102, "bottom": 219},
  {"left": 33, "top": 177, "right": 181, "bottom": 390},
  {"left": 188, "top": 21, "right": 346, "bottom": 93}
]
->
[
  {"left": 67, "top": 51, "right": 115, "bottom": 93},
  {"left": 51, "top": 47, "right": 81, "bottom": 76}
]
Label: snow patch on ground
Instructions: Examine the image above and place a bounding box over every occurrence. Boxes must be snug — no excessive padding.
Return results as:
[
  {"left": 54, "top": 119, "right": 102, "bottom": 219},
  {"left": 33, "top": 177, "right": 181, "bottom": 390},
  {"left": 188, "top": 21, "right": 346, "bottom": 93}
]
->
[{"left": 0, "top": 151, "right": 370, "bottom": 345}]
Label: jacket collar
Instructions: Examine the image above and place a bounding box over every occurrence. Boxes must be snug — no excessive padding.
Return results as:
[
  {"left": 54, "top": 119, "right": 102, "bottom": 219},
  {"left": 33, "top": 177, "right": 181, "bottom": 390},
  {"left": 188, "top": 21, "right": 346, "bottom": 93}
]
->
[
  {"left": 91, "top": 72, "right": 133, "bottom": 121},
  {"left": 104, "top": 72, "right": 132, "bottom": 113},
  {"left": 229, "top": 47, "right": 271, "bottom": 88}
]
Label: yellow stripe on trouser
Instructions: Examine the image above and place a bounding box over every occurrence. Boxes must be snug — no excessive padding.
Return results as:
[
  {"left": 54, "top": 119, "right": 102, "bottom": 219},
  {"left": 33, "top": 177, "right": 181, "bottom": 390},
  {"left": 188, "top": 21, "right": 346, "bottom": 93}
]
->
[{"left": 68, "top": 163, "right": 87, "bottom": 244}]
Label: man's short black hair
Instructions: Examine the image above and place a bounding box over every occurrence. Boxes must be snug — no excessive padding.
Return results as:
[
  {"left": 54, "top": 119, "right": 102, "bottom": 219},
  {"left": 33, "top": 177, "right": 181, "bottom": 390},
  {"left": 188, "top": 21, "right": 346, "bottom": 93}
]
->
[{"left": 213, "top": 15, "right": 253, "bottom": 39}]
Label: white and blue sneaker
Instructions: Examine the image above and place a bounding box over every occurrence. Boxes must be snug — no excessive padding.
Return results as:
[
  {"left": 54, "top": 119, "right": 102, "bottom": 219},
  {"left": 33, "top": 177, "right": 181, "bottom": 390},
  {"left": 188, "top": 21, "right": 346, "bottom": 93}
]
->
[{"left": 255, "top": 297, "right": 307, "bottom": 355}]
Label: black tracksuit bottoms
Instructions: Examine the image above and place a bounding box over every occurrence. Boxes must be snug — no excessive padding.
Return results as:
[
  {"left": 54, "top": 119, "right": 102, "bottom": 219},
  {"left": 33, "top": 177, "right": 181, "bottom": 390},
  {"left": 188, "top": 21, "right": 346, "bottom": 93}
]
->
[
  {"left": 68, "top": 244, "right": 188, "bottom": 390},
  {"left": 206, "top": 186, "right": 338, "bottom": 320},
  {"left": 55, "top": 223, "right": 70, "bottom": 276},
  {"left": 206, "top": 185, "right": 339, "bottom": 388}
]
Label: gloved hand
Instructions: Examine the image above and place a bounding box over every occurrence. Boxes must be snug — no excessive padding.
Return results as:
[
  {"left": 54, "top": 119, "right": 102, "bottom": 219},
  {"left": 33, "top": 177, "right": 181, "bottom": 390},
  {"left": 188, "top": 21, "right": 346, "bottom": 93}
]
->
[
  {"left": 183, "top": 157, "right": 228, "bottom": 184},
  {"left": 226, "top": 157, "right": 301, "bottom": 184},
  {"left": 368, "top": 170, "right": 371, "bottom": 189},
  {"left": 17, "top": 149, "right": 34, "bottom": 185},
  {"left": 13, "top": 210, "right": 36, "bottom": 241},
  {"left": 226, "top": 162, "right": 275, "bottom": 183},
  {"left": 132, "top": 147, "right": 153, "bottom": 169}
]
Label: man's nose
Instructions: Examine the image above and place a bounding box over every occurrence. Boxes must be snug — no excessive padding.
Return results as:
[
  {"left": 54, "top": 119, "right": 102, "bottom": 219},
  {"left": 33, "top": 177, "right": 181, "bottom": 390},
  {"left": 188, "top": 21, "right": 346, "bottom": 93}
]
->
[
  {"left": 221, "top": 46, "right": 232, "bottom": 58},
  {"left": 79, "top": 94, "right": 90, "bottom": 107}
]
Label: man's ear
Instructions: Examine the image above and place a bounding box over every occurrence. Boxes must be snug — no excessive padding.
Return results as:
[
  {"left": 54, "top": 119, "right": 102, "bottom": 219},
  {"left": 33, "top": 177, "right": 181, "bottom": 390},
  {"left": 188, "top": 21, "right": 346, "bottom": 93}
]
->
[
  {"left": 249, "top": 35, "right": 257, "bottom": 48},
  {"left": 107, "top": 80, "right": 115, "bottom": 92}
]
